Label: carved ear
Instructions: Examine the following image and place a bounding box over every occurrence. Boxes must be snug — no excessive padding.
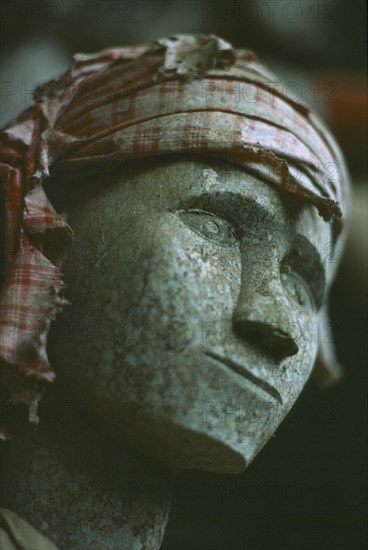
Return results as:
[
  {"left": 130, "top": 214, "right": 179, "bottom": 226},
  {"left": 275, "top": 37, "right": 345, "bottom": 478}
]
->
[{"left": 311, "top": 303, "right": 343, "bottom": 388}]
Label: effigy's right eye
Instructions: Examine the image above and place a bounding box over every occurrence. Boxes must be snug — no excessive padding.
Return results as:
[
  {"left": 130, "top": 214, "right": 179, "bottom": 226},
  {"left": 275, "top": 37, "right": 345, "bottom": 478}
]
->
[{"left": 178, "top": 209, "right": 238, "bottom": 246}]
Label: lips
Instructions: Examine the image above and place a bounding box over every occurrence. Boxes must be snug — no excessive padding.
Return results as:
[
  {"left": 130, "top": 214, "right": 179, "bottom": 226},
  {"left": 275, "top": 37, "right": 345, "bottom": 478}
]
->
[{"left": 204, "top": 350, "right": 283, "bottom": 405}]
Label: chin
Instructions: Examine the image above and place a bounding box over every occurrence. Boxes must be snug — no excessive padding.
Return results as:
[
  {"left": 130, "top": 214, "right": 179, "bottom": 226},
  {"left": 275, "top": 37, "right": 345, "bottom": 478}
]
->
[
  {"left": 113, "top": 399, "right": 284, "bottom": 474},
  {"left": 107, "top": 348, "right": 286, "bottom": 474}
]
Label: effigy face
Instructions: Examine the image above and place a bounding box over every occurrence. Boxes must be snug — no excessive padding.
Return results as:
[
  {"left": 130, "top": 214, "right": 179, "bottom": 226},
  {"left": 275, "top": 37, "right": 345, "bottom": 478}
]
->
[
  {"left": 49, "top": 155, "right": 331, "bottom": 473},
  {"left": 1, "top": 33, "right": 350, "bottom": 475}
]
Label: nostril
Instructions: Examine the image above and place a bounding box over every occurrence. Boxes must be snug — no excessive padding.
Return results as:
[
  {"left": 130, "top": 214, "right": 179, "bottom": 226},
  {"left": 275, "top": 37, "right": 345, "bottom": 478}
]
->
[
  {"left": 271, "top": 329, "right": 299, "bottom": 358},
  {"left": 233, "top": 320, "right": 299, "bottom": 360}
]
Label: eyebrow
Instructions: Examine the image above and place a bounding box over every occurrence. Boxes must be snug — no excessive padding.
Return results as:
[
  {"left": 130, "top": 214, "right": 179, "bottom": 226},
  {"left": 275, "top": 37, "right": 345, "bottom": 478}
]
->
[
  {"left": 175, "top": 187, "right": 326, "bottom": 271},
  {"left": 291, "top": 233, "right": 327, "bottom": 301},
  {"left": 292, "top": 233, "right": 325, "bottom": 270},
  {"left": 176, "top": 188, "right": 277, "bottom": 225}
]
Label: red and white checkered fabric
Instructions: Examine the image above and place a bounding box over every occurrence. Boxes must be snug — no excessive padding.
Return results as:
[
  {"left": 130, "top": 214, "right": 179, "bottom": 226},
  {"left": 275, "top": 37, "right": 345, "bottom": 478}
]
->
[{"left": 0, "top": 34, "right": 350, "bottom": 438}]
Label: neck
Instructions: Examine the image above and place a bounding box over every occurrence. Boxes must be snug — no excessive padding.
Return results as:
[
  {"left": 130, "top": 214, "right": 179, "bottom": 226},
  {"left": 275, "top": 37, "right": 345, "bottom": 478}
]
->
[{"left": 1, "top": 388, "right": 176, "bottom": 549}]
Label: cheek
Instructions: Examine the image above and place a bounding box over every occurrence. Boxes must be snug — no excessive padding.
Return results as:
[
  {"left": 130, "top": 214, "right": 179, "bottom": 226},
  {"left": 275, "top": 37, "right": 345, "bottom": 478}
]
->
[
  {"left": 60, "top": 214, "right": 243, "bottom": 404},
  {"left": 277, "top": 313, "right": 319, "bottom": 407},
  {"left": 128, "top": 214, "right": 242, "bottom": 349}
]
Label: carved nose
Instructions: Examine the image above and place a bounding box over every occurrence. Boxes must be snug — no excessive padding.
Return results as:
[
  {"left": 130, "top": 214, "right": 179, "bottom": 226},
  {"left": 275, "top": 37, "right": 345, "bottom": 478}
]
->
[
  {"left": 233, "top": 316, "right": 299, "bottom": 360},
  {"left": 234, "top": 252, "right": 299, "bottom": 360}
]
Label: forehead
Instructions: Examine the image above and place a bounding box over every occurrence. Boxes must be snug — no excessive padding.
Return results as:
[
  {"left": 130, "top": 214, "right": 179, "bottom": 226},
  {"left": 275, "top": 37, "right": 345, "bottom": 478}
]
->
[
  {"left": 123, "top": 155, "right": 332, "bottom": 244},
  {"left": 111, "top": 155, "right": 333, "bottom": 275}
]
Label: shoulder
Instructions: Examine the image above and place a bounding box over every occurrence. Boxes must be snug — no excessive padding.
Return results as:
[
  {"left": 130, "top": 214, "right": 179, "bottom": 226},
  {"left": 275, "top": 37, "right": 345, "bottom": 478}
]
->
[{"left": 0, "top": 507, "right": 58, "bottom": 549}]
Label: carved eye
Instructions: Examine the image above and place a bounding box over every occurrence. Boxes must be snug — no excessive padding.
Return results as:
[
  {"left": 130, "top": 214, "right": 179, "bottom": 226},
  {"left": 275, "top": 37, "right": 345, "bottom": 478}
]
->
[
  {"left": 280, "top": 265, "right": 314, "bottom": 312},
  {"left": 178, "top": 210, "right": 238, "bottom": 245}
]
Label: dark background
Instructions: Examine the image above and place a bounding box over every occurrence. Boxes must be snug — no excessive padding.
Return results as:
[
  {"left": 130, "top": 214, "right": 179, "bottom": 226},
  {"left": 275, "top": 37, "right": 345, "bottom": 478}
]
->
[{"left": 1, "top": 1, "right": 367, "bottom": 549}]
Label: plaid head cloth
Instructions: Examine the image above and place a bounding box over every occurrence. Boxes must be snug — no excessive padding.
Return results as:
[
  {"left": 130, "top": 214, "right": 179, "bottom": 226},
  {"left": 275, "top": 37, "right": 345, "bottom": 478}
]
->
[{"left": 0, "top": 34, "right": 351, "bottom": 438}]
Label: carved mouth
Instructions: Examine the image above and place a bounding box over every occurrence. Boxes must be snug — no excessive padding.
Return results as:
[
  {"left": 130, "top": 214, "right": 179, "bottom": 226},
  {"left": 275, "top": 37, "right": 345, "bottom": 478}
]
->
[{"left": 204, "top": 350, "right": 283, "bottom": 406}]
